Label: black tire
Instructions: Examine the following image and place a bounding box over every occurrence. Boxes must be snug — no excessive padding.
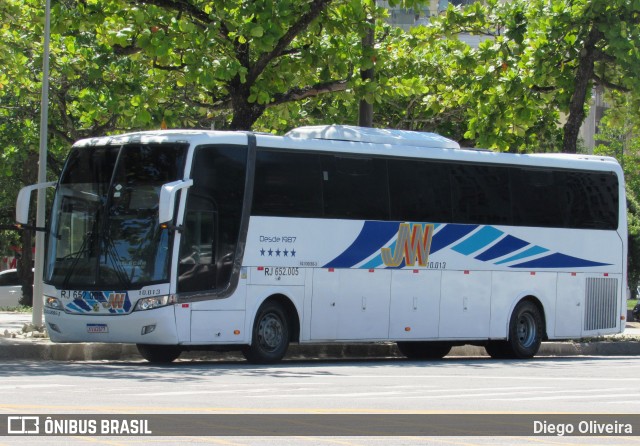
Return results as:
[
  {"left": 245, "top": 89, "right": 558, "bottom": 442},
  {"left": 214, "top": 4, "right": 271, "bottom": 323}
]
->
[
  {"left": 396, "top": 341, "right": 452, "bottom": 359},
  {"left": 136, "top": 344, "right": 182, "bottom": 363},
  {"left": 242, "top": 301, "right": 290, "bottom": 364},
  {"left": 494, "top": 300, "right": 544, "bottom": 359}
]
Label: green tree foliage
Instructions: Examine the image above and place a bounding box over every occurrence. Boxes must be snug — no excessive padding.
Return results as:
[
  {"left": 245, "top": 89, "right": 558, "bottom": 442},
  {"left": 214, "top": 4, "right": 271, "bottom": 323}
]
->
[
  {"left": 1, "top": 0, "right": 640, "bottom": 300},
  {"left": 594, "top": 92, "right": 640, "bottom": 286},
  {"left": 370, "top": 0, "right": 639, "bottom": 153},
  {"left": 86, "top": 0, "right": 410, "bottom": 130},
  {"left": 1, "top": 0, "right": 196, "bottom": 302}
]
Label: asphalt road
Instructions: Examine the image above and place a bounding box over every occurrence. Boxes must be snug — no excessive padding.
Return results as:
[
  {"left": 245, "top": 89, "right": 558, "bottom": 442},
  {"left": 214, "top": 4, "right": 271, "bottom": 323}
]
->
[
  {"left": 3, "top": 356, "right": 639, "bottom": 412},
  {"left": 1, "top": 356, "right": 639, "bottom": 445}
]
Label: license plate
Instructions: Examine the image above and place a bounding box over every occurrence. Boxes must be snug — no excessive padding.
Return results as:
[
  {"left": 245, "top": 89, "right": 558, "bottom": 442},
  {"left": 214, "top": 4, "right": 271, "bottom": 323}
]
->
[{"left": 87, "top": 324, "right": 108, "bottom": 333}]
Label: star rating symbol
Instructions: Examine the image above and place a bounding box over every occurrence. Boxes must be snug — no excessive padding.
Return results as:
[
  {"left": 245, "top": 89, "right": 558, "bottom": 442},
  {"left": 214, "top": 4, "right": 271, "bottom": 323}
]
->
[{"left": 260, "top": 247, "right": 297, "bottom": 257}]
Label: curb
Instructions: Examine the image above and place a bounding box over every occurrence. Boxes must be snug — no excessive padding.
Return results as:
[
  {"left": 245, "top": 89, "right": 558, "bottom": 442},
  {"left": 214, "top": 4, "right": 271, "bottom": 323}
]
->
[{"left": 1, "top": 339, "right": 639, "bottom": 361}]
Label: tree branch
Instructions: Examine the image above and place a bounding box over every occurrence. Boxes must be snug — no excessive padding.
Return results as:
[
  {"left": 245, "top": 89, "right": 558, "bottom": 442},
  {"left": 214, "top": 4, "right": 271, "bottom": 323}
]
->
[
  {"left": 268, "top": 79, "right": 348, "bottom": 106},
  {"left": 153, "top": 59, "right": 186, "bottom": 71},
  {"left": 248, "top": 0, "right": 334, "bottom": 84},
  {"left": 133, "top": 0, "right": 210, "bottom": 28},
  {"left": 593, "top": 73, "right": 630, "bottom": 92},
  {"left": 113, "top": 43, "right": 142, "bottom": 56}
]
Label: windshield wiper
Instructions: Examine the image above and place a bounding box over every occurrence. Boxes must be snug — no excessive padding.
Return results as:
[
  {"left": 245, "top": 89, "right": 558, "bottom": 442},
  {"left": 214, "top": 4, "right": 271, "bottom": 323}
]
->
[
  {"left": 62, "top": 231, "right": 94, "bottom": 289},
  {"left": 101, "top": 232, "right": 132, "bottom": 289}
]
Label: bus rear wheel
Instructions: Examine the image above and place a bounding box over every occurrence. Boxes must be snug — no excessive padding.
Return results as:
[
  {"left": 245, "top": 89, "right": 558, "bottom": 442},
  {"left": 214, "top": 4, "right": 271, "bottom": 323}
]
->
[
  {"left": 242, "top": 301, "right": 290, "bottom": 364},
  {"left": 486, "top": 300, "right": 543, "bottom": 359},
  {"left": 136, "top": 344, "right": 182, "bottom": 363},
  {"left": 396, "top": 341, "right": 452, "bottom": 359}
]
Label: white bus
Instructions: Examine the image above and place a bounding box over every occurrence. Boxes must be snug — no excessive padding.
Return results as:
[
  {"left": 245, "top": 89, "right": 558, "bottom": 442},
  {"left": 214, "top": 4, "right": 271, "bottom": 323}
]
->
[{"left": 17, "top": 125, "right": 627, "bottom": 363}]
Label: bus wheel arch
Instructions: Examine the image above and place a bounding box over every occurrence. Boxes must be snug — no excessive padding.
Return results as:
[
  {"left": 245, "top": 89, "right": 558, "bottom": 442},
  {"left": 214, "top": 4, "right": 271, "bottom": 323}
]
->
[
  {"left": 486, "top": 296, "right": 547, "bottom": 359},
  {"left": 242, "top": 294, "right": 300, "bottom": 364}
]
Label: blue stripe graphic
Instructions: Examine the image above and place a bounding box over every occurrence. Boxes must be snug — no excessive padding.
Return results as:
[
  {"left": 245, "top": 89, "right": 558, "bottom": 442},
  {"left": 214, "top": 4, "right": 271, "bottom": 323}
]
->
[
  {"left": 323, "top": 221, "right": 398, "bottom": 268},
  {"left": 475, "top": 235, "right": 529, "bottom": 262},
  {"left": 510, "top": 253, "right": 609, "bottom": 269},
  {"left": 320, "top": 220, "right": 609, "bottom": 271},
  {"left": 495, "top": 245, "right": 548, "bottom": 265},
  {"left": 452, "top": 226, "right": 503, "bottom": 255},
  {"left": 430, "top": 224, "right": 478, "bottom": 254}
]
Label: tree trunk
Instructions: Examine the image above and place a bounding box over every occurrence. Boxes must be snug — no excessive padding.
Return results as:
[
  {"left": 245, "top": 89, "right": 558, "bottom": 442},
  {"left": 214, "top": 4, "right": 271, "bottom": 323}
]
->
[
  {"left": 358, "top": 17, "right": 375, "bottom": 128},
  {"left": 18, "top": 229, "right": 33, "bottom": 306},
  {"left": 562, "top": 26, "right": 603, "bottom": 153},
  {"left": 18, "top": 150, "right": 38, "bottom": 306},
  {"left": 227, "top": 79, "right": 266, "bottom": 131}
]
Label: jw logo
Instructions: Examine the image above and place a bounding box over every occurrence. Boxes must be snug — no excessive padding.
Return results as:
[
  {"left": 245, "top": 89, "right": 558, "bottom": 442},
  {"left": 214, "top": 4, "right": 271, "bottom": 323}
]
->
[
  {"left": 381, "top": 223, "right": 434, "bottom": 267},
  {"left": 101, "top": 293, "right": 126, "bottom": 310}
]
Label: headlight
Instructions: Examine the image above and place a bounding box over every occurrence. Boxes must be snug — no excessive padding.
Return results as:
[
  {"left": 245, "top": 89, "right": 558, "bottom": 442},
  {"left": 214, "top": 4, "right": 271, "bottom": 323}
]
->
[
  {"left": 45, "top": 296, "right": 63, "bottom": 310},
  {"left": 134, "top": 295, "right": 176, "bottom": 311}
]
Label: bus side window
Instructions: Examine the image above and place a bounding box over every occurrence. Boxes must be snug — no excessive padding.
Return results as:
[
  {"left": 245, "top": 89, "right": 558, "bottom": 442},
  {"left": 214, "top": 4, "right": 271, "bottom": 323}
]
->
[
  {"left": 511, "top": 168, "right": 561, "bottom": 228},
  {"left": 178, "top": 195, "right": 217, "bottom": 293},
  {"left": 177, "top": 145, "right": 247, "bottom": 294},
  {"left": 451, "top": 164, "right": 510, "bottom": 225},
  {"left": 322, "top": 156, "right": 390, "bottom": 221}
]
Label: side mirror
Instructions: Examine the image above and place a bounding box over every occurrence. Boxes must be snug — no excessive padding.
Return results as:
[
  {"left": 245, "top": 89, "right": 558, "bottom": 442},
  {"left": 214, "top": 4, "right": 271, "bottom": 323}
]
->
[
  {"left": 158, "top": 180, "right": 193, "bottom": 225},
  {"left": 15, "top": 182, "right": 57, "bottom": 225}
]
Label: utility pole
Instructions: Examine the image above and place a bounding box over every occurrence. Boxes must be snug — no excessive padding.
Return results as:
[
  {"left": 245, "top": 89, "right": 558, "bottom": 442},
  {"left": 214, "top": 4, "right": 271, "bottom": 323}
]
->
[
  {"left": 33, "top": 0, "right": 52, "bottom": 326},
  {"left": 358, "top": 0, "right": 375, "bottom": 128}
]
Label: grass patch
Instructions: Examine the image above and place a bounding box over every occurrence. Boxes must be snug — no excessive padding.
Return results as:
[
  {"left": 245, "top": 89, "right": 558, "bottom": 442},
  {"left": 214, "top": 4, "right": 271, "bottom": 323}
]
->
[
  {"left": 629, "top": 299, "right": 638, "bottom": 311},
  {"left": 0, "top": 305, "right": 32, "bottom": 313}
]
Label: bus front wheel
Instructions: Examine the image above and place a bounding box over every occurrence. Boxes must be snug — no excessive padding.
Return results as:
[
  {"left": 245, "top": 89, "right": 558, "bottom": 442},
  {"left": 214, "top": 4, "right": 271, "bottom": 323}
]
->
[
  {"left": 136, "top": 344, "right": 182, "bottom": 363},
  {"left": 242, "top": 301, "right": 290, "bottom": 364}
]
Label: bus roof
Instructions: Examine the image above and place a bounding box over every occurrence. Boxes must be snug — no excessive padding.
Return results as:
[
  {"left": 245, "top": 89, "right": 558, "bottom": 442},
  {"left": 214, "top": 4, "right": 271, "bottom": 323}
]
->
[
  {"left": 70, "top": 126, "right": 622, "bottom": 174},
  {"left": 285, "top": 125, "right": 461, "bottom": 149}
]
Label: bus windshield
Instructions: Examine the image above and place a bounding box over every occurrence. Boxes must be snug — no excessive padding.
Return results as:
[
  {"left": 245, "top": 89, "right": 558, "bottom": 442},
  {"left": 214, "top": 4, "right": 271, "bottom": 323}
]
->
[{"left": 46, "top": 143, "right": 188, "bottom": 289}]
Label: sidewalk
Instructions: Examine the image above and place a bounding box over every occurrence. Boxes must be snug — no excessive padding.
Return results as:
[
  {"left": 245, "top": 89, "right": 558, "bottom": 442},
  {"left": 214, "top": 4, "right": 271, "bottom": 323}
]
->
[{"left": 1, "top": 311, "right": 639, "bottom": 361}]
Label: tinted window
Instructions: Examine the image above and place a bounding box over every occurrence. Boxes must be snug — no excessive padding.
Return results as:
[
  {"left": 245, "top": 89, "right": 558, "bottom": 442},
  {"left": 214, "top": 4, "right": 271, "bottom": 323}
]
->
[
  {"left": 322, "top": 156, "right": 389, "bottom": 220},
  {"left": 451, "top": 164, "right": 511, "bottom": 224},
  {"left": 388, "top": 159, "right": 452, "bottom": 222},
  {"left": 0, "top": 271, "right": 19, "bottom": 286},
  {"left": 248, "top": 147, "right": 619, "bottom": 230},
  {"left": 511, "top": 168, "right": 562, "bottom": 227},
  {"left": 178, "top": 145, "right": 247, "bottom": 293},
  {"left": 559, "top": 171, "right": 618, "bottom": 229},
  {"left": 253, "top": 151, "right": 323, "bottom": 217}
]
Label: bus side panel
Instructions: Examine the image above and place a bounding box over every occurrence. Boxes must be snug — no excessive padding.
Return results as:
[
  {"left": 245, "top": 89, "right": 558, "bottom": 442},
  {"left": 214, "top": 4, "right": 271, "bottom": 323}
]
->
[
  {"left": 190, "top": 310, "right": 246, "bottom": 343},
  {"left": 439, "top": 270, "right": 491, "bottom": 339},
  {"left": 310, "top": 268, "right": 391, "bottom": 340},
  {"left": 489, "top": 272, "right": 556, "bottom": 339},
  {"left": 554, "top": 273, "right": 584, "bottom": 338},
  {"left": 175, "top": 303, "right": 191, "bottom": 343},
  {"left": 310, "top": 268, "right": 339, "bottom": 340},
  {"left": 187, "top": 277, "right": 248, "bottom": 343},
  {"left": 389, "top": 269, "right": 440, "bottom": 339}
]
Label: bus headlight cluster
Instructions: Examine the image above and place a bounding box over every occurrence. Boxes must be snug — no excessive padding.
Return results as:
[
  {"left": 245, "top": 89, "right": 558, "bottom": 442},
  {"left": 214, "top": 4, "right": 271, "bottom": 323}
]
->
[
  {"left": 45, "top": 296, "right": 63, "bottom": 310},
  {"left": 134, "top": 295, "right": 175, "bottom": 311}
]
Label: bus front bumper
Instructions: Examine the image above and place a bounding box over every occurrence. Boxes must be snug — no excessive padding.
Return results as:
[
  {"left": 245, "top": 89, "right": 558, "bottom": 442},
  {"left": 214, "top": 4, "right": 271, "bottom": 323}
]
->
[{"left": 44, "top": 305, "right": 179, "bottom": 344}]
